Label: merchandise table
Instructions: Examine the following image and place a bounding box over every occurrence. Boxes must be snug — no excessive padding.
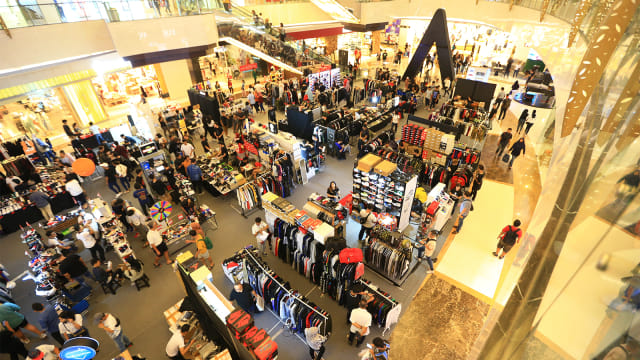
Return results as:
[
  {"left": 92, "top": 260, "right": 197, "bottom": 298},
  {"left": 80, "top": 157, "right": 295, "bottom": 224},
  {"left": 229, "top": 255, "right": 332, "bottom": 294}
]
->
[
  {"left": 78, "top": 130, "right": 114, "bottom": 149},
  {"left": 198, "top": 158, "right": 247, "bottom": 196},
  {"left": 0, "top": 192, "right": 75, "bottom": 234}
]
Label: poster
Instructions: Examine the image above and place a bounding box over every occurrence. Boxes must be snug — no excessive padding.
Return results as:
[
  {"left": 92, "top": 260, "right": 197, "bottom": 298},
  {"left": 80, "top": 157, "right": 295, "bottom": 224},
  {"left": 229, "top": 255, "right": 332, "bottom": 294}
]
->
[{"left": 398, "top": 175, "right": 418, "bottom": 232}]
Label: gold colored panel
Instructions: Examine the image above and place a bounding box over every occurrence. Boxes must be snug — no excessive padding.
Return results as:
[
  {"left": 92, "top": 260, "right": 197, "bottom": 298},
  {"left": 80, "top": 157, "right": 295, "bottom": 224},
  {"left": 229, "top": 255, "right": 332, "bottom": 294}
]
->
[
  {"left": 567, "top": 0, "right": 593, "bottom": 47},
  {"left": 561, "top": 0, "right": 639, "bottom": 137}
]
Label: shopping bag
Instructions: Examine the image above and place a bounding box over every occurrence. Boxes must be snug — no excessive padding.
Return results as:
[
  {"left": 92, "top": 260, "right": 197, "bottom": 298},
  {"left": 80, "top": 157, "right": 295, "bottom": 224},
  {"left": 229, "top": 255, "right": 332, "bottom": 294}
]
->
[
  {"left": 255, "top": 294, "right": 265, "bottom": 312},
  {"left": 502, "top": 153, "right": 511, "bottom": 164}
]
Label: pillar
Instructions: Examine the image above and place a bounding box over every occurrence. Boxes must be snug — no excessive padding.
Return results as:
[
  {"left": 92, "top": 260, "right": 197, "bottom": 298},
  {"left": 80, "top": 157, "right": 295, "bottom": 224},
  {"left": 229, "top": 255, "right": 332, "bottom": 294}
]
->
[
  {"left": 372, "top": 30, "right": 382, "bottom": 55},
  {"left": 324, "top": 35, "right": 338, "bottom": 59},
  {"left": 156, "top": 59, "right": 195, "bottom": 106}
]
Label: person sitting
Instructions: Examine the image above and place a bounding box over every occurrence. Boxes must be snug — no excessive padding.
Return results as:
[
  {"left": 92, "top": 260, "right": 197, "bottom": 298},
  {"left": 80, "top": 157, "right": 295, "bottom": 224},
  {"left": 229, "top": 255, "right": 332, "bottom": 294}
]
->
[
  {"left": 334, "top": 141, "right": 349, "bottom": 160},
  {"left": 120, "top": 258, "right": 146, "bottom": 285}
]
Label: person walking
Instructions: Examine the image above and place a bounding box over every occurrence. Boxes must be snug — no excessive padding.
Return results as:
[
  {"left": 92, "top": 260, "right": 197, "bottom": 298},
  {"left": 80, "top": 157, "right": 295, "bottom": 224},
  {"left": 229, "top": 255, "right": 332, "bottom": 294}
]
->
[
  {"left": 495, "top": 128, "right": 513, "bottom": 158},
  {"left": 358, "top": 204, "right": 377, "bottom": 242},
  {"left": 28, "top": 188, "right": 54, "bottom": 220},
  {"left": 516, "top": 109, "right": 529, "bottom": 133},
  {"left": 498, "top": 95, "right": 511, "bottom": 121},
  {"left": 31, "top": 303, "right": 64, "bottom": 345},
  {"left": 0, "top": 303, "right": 47, "bottom": 344},
  {"left": 104, "top": 163, "right": 122, "bottom": 195},
  {"left": 451, "top": 191, "right": 472, "bottom": 235},
  {"left": 492, "top": 219, "right": 523, "bottom": 260},
  {"left": 75, "top": 224, "right": 105, "bottom": 262},
  {"left": 93, "top": 312, "right": 132, "bottom": 352},
  {"left": 348, "top": 300, "right": 372, "bottom": 347},
  {"left": 252, "top": 217, "right": 270, "bottom": 255},
  {"left": 189, "top": 230, "right": 213, "bottom": 269},
  {"left": 469, "top": 164, "right": 485, "bottom": 200},
  {"left": 115, "top": 160, "right": 130, "bottom": 193},
  {"left": 525, "top": 109, "right": 536, "bottom": 134},
  {"left": 391, "top": 111, "right": 399, "bottom": 136},
  {"left": 186, "top": 162, "right": 204, "bottom": 195},
  {"left": 147, "top": 223, "right": 173, "bottom": 267},
  {"left": 495, "top": 87, "right": 506, "bottom": 105},
  {"left": 508, "top": 137, "right": 526, "bottom": 170},
  {"left": 304, "top": 326, "right": 327, "bottom": 360}
]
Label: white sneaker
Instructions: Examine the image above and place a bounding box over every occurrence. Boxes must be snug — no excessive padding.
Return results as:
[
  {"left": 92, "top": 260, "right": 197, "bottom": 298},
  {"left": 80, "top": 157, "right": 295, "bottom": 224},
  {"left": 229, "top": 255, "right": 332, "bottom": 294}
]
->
[
  {"left": 39, "top": 333, "right": 48, "bottom": 339},
  {"left": 20, "top": 338, "right": 30, "bottom": 344}
]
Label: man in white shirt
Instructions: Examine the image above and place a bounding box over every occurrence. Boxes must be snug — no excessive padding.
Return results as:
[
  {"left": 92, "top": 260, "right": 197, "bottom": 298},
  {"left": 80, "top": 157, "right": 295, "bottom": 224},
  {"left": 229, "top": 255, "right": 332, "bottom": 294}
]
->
[
  {"left": 180, "top": 141, "right": 195, "bottom": 159},
  {"left": 358, "top": 204, "right": 377, "bottom": 242},
  {"left": 495, "top": 87, "right": 506, "bottom": 104},
  {"left": 166, "top": 324, "right": 196, "bottom": 360},
  {"left": 65, "top": 177, "right": 86, "bottom": 206},
  {"left": 26, "top": 344, "right": 60, "bottom": 360},
  {"left": 251, "top": 217, "right": 270, "bottom": 255},
  {"left": 125, "top": 206, "right": 148, "bottom": 231},
  {"left": 94, "top": 312, "right": 132, "bottom": 352},
  {"left": 148, "top": 223, "right": 172, "bottom": 266},
  {"left": 348, "top": 300, "right": 372, "bottom": 347},
  {"left": 58, "top": 150, "right": 76, "bottom": 167},
  {"left": 45, "top": 230, "right": 74, "bottom": 253},
  {"left": 75, "top": 224, "right": 105, "bottom": 262}
]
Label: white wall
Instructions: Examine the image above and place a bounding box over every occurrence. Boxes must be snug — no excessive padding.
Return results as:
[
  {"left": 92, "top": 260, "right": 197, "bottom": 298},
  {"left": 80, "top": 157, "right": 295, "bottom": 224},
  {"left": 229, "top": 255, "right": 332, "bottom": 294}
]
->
[
  {"left": 245, "top": 3, "right": 334, "bottom": 25},
  {"left": 0, "top": 20, "right": 115, "bottom": 76},
  {"left": 107, "top": 14, "right": 218, "bottom": 57},
  {"left": 158, "top": 59, "right": 193, "bottom": 104}
]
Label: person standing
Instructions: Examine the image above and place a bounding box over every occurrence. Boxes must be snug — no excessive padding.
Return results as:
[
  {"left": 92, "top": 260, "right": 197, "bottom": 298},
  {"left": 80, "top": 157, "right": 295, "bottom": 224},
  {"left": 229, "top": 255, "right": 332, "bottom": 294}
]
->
[
  {"left": 469, "top": 164, "right": 485, "bottom": 201},
  {"left": 493, "top": 219, "right": 523, "bottom": 260},
  {"left": 115, "top": 161, "right": 130, "bottom": 193},
  {"left": 149, "top": 173, "right": 170, "bottom": 203},
  {"left": 31, "top": 303, "right": 64, "bottom": 345},
  {"left": 75, "top": 224, "right": 105, "bottom": 262},
  {"left": 391, "top": 111, "right": 399, "bottom": 136},
  {"left": 0, "top": 303, "right": 47, "bottom": 344},
  {"left": 229, "top": 282, "right": 256, "bottom": 314},
  {"left": 251, "top": 217, "right": 270, "bottom": 255},
  {"left": 516, "top": 109, "right": 529, "bottom": 133},
  {"left": 366, "top": 337, "right": 391, "bottom": 359},
  {"left": 57, "top": 311, "right": 87, "bottom": 341},
  {"left": 495, "top": 128, "right": 513, "bottom": 158},
  {"left": 189, "top": 230, "right": 213, "bottom": 269},
  {"left": 104, "top": 163, "right": 122, "bottom": 195},
  {"left": 186, "top": 162, "right": 204, "bottom": 195},
  {"left": 358, "top": 204, "right": 377, "bottom": 242},
  {"left": 304, "top": 326, "right": 327, "bottom": 360},
  {"left": 133, "top": 184, "right": 153, "bottom": 216},
  {"left": 495, "top": 87, "right": 506, "bottom": 105},
  {"left": 93, "top": 312, "right": 132, "bottom": 352},
  {"left": 180, "top": 141, "right": 195, "bottom": 159},
  {"left": 348, "top": 300, "right": 372, "bottom": 347},
  {"left": 148, "top": 223, "right": 173, "bottom": 267},
  {"left": 451, "top": 191, "right": 472, "bottom": 235},
  {"left": 508, "top": 137, "right": 526, "bottom": 170},
  {"left": 57, "top": 253, "right": 94, "bottom": 286},
  {"left": 166, "top": 324, "right": 195, "bottom": 360},
  {"left": 28, "top": 188, "right": 54, "bottom": 221},
  {"left": 64, "top": 174, "right": 86, "bottom": 206},
  {"left": 488, "top": 103, "right": 499, "bottom": 122},
  {"left": 416, "top": 230, "right": 437, "bottom": 273},
  {"left": 498, "top": 95, "right": 511, "bottom": 121},
  {"left": 525, "top": 109, "right": 536, "bottom": 134}
]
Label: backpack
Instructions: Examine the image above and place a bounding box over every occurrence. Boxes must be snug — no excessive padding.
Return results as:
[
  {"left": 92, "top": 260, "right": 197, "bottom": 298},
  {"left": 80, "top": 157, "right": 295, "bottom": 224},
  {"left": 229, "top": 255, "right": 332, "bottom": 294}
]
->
[
  {"left": 200, "top": 236, "right": 213, "bottom": 250},
  {"left": 502, "top": 226, "right": 519, "bottom": 245}
]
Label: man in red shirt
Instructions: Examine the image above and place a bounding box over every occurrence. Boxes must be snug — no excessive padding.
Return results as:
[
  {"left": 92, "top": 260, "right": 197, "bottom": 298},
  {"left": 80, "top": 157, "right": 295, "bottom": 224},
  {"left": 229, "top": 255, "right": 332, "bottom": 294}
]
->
[{"left": 493, "top": 219, "right": 523, "bottom": 259}]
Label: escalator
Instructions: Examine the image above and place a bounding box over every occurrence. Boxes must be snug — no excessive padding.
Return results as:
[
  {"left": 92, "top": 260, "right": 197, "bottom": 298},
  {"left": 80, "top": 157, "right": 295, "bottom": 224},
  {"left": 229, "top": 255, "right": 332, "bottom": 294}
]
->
[{"left": 214, "top": 3, "right": 334, "bottom": 73}]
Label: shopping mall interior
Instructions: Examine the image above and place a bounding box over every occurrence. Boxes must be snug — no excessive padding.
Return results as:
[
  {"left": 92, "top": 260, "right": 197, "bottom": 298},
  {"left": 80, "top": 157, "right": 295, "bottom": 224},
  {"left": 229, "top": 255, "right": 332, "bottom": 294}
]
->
[{"left": 0, "top": 0, "right": 639, "bottom": 359}]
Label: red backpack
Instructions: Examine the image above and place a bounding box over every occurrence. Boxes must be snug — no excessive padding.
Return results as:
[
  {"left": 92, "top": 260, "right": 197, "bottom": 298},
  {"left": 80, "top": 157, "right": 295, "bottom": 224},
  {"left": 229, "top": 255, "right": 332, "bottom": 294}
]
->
[
  {"left": 253, "top": 338, "right": 278, "bottom": 360},
  {"left": 226, "top": 309, "right": 254, "bottom": 338},
  {"left": 339, "top": 248, "right": 363, "bottom": 264}
]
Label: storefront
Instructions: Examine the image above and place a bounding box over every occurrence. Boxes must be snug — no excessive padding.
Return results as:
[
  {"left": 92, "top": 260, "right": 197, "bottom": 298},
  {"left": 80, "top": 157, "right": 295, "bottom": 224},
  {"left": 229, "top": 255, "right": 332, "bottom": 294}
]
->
[{"left": 92, "top": 65, "right": 161, "bottom": 108}]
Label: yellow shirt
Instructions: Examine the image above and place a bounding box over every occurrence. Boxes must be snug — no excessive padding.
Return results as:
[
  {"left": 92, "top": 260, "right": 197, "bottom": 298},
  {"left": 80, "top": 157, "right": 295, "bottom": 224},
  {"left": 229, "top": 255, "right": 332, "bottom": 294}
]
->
[{"left": 195, "top": 235, "right": 206, "bottom": 252}]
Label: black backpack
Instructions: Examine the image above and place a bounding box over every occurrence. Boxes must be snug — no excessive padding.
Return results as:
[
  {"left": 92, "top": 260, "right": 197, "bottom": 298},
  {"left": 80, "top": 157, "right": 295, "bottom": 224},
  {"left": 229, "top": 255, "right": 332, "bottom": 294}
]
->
[{"left": 502, "top": 226, "right": 519, "bottom": 245}]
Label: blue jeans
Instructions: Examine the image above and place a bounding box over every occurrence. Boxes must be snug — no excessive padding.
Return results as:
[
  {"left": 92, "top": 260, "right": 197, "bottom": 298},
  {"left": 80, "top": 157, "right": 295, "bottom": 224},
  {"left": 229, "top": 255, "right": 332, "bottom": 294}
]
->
[
  {"left": 425, "top": 256, "right": 434, "bottom": 271},
  {"left": 95, "top": 133, "right": 104, "bottom": 145},
  {"left": 112, "top": 331, "right": 132, "bottom": 352},
  {"left": 456, "top": 215, "right": 467, "bottom": 232},
  {"left": 509, "top": 154, "right": 519, "bottom": 168},
  {"left": 415, "top": 244, "right": 425, "bottom": 259},
  {"left": 73, "top": 271, "right": 95, "bottom": 286},
  {"left": 108, "top": 181, "right": 121, "bottom": 194},
  {"left": 119, "top": 177, "right": 130, "bottom": 191}
]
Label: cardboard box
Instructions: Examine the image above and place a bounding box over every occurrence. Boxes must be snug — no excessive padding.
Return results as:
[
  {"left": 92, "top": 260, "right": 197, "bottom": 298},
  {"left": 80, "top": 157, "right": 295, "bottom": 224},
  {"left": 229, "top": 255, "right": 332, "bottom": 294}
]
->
[
  {"left": 374, "top": 160, "right": 398, "bottom": 176},
  {"left": 357, "top": 154, "right": 382, "bottom": 172}
]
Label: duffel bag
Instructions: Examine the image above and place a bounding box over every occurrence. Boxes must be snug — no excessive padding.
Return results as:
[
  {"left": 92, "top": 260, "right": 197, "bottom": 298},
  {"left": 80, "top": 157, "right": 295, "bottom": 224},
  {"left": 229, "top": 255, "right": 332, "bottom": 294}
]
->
[
  {"left": 339, "top": 248, "right": 363, "bottom": 264},
  {"left": 253, "top": 338, "right": 278, "bottom": 360},
  {"left": 243, "top": 327, "right": 269, "bottom": 350},
  {"left": 226, "top": 308, "right": 254, "bottom": 338}
]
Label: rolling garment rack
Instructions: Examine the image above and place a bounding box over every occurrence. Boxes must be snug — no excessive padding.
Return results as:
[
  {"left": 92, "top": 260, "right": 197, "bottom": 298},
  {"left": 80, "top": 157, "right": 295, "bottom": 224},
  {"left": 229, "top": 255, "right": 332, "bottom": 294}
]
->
[
  {"left": 239, "top": 248, "right": 331, "bottom": 339},
  {"left": 358, "top": 278, "right": 402, "bottom": 335},
  {"left": 231, "top": 174, "right": 266, "bottom": 218}
]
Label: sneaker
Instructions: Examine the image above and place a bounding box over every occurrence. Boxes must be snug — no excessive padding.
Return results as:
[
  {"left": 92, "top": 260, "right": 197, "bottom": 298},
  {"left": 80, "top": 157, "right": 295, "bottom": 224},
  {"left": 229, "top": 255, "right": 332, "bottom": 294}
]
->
[
  {"left": 20, "top": 338, "right": 30, "bottom": 344},
  {"left": 492, "top": 252, "right": 499, "bottom": 257},
  {"left": 39, "top": 333, "right": 47, "bottom": 339},
  {"left": 426, "top": 270, "right": 434, "bottom": 274}
]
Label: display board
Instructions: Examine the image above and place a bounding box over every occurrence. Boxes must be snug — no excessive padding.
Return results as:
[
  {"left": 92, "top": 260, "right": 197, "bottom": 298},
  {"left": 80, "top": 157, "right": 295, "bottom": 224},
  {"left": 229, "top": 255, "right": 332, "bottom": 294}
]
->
[
  {"left": 398, "top": 175, "right": 418, "bottom": 232},
  {"left": 453, "top": 78, "right": 496, "bottom": 111}
]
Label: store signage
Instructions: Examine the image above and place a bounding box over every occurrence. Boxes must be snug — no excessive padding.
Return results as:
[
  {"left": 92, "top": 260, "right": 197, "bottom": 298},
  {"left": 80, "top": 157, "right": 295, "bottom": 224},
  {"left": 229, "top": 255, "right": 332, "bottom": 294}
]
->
[
  {"left": 466, "top": 67, "right": 490, "bottom": 83},
  {"left": 59, "top": 337, "right": 99, "bottom": 360},
  {"left": 239, "top": 63, "right": 258, "bottom": 72},
  {"left": 319, "top": 64, "right": 331, "bottom": 72}
]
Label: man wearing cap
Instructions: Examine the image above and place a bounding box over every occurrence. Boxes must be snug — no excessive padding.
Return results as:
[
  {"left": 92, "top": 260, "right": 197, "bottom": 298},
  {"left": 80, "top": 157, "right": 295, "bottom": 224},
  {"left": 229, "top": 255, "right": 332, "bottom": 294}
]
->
[
  {"left": 26, "top": 344, "right": 59, "bottom": 360},
  {"left": 94, "top": 312, "right": 132, "bottom": 352}
]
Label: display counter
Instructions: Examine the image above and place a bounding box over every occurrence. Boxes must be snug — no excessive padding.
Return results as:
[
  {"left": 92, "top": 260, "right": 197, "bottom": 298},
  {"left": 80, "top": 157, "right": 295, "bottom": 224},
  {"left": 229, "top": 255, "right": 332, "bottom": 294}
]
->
[
  {"left": 198, "top": 156, "right": 246, "bottom": 196},
  {"left": 426, "top": 183, "right": 455, "bottom": 232},
  {"left": 78, "top": 130, "right": 114, "bottom": 149},
  {"left": 0, "top": 191, "right": 75, "bottom": 234}
]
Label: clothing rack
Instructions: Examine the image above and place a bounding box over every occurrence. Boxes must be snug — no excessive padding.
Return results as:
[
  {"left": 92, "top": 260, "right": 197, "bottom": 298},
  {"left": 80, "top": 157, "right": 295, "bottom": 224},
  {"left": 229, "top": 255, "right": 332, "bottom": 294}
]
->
[
  {"left": 359, "top": 279, "right": 398, "bottom": 306},
  {"left": 242, "top": 248, "right": 328, "bottom": 320},
  {"left": 358, "top": 278, "right": 402, "bottom": 335},
  {"left": 231, "top": 176, "right": 266, "bottom": 218}
]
